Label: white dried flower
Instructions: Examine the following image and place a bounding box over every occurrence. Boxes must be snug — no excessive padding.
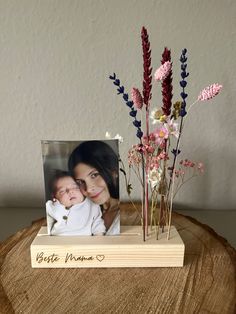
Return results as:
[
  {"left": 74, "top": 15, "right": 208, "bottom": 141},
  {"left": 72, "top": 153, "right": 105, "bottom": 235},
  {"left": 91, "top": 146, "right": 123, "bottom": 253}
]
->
[
  {"left": 105, "top": 131, "right": 112, "bottom": 139},
  {"left": 105, "top": 132, "right": 123, "bottom": 143},
  {"left": 114, "top": 134, "right": 124, "bottom": 143}
]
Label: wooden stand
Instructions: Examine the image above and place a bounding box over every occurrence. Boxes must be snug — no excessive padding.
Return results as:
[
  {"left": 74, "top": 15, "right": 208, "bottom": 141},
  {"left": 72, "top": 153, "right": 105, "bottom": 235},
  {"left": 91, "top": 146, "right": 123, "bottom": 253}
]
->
[
  {"left": 1, "top": 209, "right": 236, "bottom": 313},
  {"left": 30, "top": 225, "right": 184, "bottom": 268}
]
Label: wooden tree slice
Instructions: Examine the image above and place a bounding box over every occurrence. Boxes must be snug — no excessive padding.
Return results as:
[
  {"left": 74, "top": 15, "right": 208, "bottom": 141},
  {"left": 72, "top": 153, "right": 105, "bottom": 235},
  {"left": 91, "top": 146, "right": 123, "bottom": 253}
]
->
[{"left": 0, "top": 204, "right": 235, "bottom": 314}]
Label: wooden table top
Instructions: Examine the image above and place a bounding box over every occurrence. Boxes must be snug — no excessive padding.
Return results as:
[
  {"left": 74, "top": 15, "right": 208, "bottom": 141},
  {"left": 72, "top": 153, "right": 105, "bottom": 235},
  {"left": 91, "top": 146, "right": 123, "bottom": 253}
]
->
[{"left": 0, "top": 204, "right": 235, "bottom": 314}]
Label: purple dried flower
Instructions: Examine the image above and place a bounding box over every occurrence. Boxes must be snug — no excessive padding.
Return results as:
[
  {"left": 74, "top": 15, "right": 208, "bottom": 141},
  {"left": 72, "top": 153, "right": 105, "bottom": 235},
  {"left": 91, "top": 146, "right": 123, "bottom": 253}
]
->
[
  {"left": 179, "top": 49, "right": 189, "bottom": 117},
  {"left": 109, "top": 73, "right": 143, "bottom": 139}
]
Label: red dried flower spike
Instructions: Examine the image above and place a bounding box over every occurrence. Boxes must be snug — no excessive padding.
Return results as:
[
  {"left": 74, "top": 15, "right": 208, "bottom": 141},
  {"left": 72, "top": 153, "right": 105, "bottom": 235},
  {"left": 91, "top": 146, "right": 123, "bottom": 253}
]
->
[{"left": 141, "top": 27, "right": 152, "bottom": 108}]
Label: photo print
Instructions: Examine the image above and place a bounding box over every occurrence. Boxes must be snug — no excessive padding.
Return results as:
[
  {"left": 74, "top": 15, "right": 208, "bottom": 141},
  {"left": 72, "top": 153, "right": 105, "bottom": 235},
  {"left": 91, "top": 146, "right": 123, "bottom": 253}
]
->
[{"left": 41, "top": 140, "right": 120, "bottom": 236}]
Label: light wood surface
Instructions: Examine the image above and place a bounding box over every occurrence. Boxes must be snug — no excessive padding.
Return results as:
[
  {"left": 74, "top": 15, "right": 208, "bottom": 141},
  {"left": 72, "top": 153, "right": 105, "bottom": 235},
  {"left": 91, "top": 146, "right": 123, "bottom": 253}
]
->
[
  {"left": 0, "top": 203, "right": 236, "bottom": 313},
  {"left": 31, "top": 226, "right": 184, "bottom": 268}
]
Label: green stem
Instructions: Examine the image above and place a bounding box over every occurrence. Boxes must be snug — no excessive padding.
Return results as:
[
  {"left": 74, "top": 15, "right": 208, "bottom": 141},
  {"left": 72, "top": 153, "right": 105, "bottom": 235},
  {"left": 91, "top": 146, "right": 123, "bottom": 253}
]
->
[{"left": 119, "top": 158, "right": 142, "bottom": 221}]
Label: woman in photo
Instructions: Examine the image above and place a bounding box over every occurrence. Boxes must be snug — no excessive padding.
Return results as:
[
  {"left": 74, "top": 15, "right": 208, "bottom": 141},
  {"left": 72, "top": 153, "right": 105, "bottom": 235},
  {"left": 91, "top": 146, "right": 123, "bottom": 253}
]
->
[{"left": 68, "top": 140, "right": 120, "bottom": 235}]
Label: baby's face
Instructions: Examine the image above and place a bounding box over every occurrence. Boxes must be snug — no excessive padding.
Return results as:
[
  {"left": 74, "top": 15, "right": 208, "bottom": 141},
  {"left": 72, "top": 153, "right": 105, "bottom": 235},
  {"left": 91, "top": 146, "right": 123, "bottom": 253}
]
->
[{"left": 54, "top": 176, "right": 84, "bottom": 208}]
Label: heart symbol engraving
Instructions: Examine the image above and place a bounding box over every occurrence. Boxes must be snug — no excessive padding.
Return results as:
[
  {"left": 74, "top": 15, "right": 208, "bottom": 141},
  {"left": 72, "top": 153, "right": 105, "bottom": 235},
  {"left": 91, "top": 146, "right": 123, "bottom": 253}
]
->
[{"left": 96, "top": 255, "right": 105, "bottom": 262}]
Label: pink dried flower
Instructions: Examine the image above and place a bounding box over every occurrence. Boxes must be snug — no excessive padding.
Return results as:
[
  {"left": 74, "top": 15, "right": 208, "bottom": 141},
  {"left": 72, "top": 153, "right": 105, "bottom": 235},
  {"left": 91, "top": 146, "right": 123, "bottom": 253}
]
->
[
  {"left": 175, "top": 170, "right": 180, "bottom": 178},
  {"left": 154, "top": 61, "right": 172, "bottom": 81},
  {"left": 149, "top": 156, "right": 159, "bottom": 170},
  {"left": 149, "top": 132, "right": 156, "bottom": 142},
  {"left": 175, "top": 169, "right": 185, "bottom": 177},
  {"left": 198, "top": 83, "right": 223, "bottom": 101},
  {"left": 131, "top": 87, "right": 143, "bottom": 109},
  {"left": 136, "top": 144, "right": 145, "bottom": 153},
  {"left": 128, "top": 145, "right": 142, "bottom": 166},
  {"left": 158, "top": 151, "right": 169, "bottom": 161},
  {"left": 197, "top": 162, "right": 204, "bottom": 173},
  {"left": 142, "top": 135, "right": 149, "bottom": 145},
  {"left": 153, "top": 125, "right": 169, "bottom": 146},
  {"left": 140, "top": 143, "right": 154, "bottom": 155},
  {"left": 159, "top": 140, "right": 166, "bottom": 149},
  {"left": 182, "top": 159, "right": 195, "bottom": 167},
  {"left": 144, "top": 144, "right": 155, "bottom": 154},
  {"left": 165, "top": 118, "right": 179, "bottom": 138}
]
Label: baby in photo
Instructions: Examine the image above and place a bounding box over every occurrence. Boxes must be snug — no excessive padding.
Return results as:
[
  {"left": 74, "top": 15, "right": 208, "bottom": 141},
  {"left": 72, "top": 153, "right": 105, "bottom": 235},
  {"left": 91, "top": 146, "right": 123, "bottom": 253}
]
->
[{"left": 46, "top": 170, "right": 106, "bottom": 236}]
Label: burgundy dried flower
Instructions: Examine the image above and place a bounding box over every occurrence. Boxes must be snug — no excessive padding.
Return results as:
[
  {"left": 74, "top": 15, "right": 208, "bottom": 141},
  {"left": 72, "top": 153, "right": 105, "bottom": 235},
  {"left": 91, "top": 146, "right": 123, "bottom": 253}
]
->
[
  {"left": 161, "top": 47, "right": 173, "bottom": 116},
  {"left": 131, "top": 87, "right": 143, "bottom": 109},
  {"left": 141, "top": 27, "right": 152, "bottom": 108}
]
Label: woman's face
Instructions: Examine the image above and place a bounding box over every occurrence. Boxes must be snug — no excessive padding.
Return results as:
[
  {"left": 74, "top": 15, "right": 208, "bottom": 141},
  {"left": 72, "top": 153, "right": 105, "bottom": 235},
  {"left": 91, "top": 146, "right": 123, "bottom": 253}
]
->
[{"left": 73, "top": 163, "right": 110, "bottom": 205}]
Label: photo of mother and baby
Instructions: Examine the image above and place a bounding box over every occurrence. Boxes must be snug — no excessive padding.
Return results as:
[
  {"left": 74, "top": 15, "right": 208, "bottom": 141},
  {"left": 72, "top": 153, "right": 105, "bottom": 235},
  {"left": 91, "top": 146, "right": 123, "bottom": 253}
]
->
[{"left": 42, "top": 140, "right": 120, "bottom": 236}]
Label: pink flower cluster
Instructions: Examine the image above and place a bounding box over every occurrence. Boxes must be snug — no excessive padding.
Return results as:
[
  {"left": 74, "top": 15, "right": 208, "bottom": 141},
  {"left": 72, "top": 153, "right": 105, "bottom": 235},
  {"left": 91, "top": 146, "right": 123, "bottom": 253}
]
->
[
  {"left": 174, "top": 169, "right": 185, "bottom": 178},
  {"left": 128, "top": 145, "right": 142, "bottom": 166},
  {"left": 136, "top": 143, "right": 155, "bottom": 155},
  {"left": 149, "top": 152, "right": 169, "bottom": 170},
  {"left": 131, "top": 87, "right": 143, "bottom": 109},
  {"left": 174, "top": 159, "right": 204, "bottom": 177},
  {"left": 198, "top": 83, "right": 223, "bottom": 101},
  {"left": 158, "top": 151, "right": 169, "bottom": 160},
  {"left": 154, "top": 61, "right": 172, "bottom": 81},
  {"left": 128, "top": 136, "right": 171, "bottom": 170},
  {"left": 142, "top": 134, "right": 156, "bottom": 144},
  {"left": 153, "top": 126, "right": 169, "bottom": 146},
  {"left": 149, "top": 156, "right": 159, "bottom": 170},
  {"left": 180, "top": 159, "right": 195, "bottom": 167},
  {"left": 197, "top": 162, "right": 204, "bottom": 173},
  {"left": 142, "top": 134, "right": 163, "bottom": 154},
  {"left": 148, "top": 118, "right": 179, "bottom": 147}
]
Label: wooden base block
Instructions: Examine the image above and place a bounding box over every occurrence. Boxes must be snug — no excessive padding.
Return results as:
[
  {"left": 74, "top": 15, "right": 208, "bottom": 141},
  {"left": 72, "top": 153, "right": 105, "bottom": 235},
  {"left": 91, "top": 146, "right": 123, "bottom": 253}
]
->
[{"left": 30, "top": 226, "right": 185, "bottom": 268}]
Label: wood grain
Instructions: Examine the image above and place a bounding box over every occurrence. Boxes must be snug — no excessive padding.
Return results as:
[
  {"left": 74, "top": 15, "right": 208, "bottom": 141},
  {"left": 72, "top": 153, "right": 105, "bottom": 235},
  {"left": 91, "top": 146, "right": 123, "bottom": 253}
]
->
[
  {"left": 30, "top": 225, "right": 184, "bottom": 268},
  {"left": 0, "top": 204, "right": 235, "bottom": 314}
]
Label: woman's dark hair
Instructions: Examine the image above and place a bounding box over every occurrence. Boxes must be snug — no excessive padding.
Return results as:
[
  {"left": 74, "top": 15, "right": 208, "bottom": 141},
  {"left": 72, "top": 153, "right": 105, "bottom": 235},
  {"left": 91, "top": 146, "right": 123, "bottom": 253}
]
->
[{"left": 68, "top": 141, "right": 119, "bottom": 199}]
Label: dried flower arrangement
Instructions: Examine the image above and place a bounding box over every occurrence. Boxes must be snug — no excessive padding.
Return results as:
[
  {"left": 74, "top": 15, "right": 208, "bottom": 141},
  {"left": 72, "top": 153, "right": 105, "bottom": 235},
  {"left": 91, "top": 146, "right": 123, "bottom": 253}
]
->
[{"left": 109, "top": 27, "right": 222, "bottom": 241}]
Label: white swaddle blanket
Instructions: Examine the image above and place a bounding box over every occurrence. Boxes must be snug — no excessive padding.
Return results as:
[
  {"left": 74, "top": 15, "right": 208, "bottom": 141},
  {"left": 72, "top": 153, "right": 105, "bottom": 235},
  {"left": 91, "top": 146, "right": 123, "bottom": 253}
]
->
[{"left": 46, "top": 198, "right": 106, "bottom": 236}]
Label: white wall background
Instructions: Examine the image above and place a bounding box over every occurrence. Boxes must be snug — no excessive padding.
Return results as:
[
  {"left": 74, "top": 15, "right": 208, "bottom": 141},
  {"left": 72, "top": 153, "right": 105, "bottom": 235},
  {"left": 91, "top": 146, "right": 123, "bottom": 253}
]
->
[{"left": 0, "top": 0, "right": 235, "bottom": 210}]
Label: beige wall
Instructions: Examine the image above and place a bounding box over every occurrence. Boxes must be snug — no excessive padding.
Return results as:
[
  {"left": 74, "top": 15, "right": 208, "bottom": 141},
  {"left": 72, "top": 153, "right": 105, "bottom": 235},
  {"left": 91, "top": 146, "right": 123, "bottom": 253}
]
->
[{"left": 0, "top": 0, "right": 235, "bottom": 209}]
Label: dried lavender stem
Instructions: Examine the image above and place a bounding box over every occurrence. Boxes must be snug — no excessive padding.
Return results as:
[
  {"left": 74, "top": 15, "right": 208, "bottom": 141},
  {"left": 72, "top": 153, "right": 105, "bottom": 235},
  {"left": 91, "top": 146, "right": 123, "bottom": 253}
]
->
[
  {"left": 167, "top": 166, "right": 176, "bottom": 240},
  {"left": 167, "top": 116, "right": 184, "bottom": 199},
  {"left": 167, "top": 132, "right": 181, "bottom": 239}
]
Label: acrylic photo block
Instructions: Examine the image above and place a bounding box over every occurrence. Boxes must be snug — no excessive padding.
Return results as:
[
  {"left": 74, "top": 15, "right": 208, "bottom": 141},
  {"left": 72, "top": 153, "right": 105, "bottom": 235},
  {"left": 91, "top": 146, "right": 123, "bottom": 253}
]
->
[{"left": 41, "top": 140, "right": 120, "bottom": 237}]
